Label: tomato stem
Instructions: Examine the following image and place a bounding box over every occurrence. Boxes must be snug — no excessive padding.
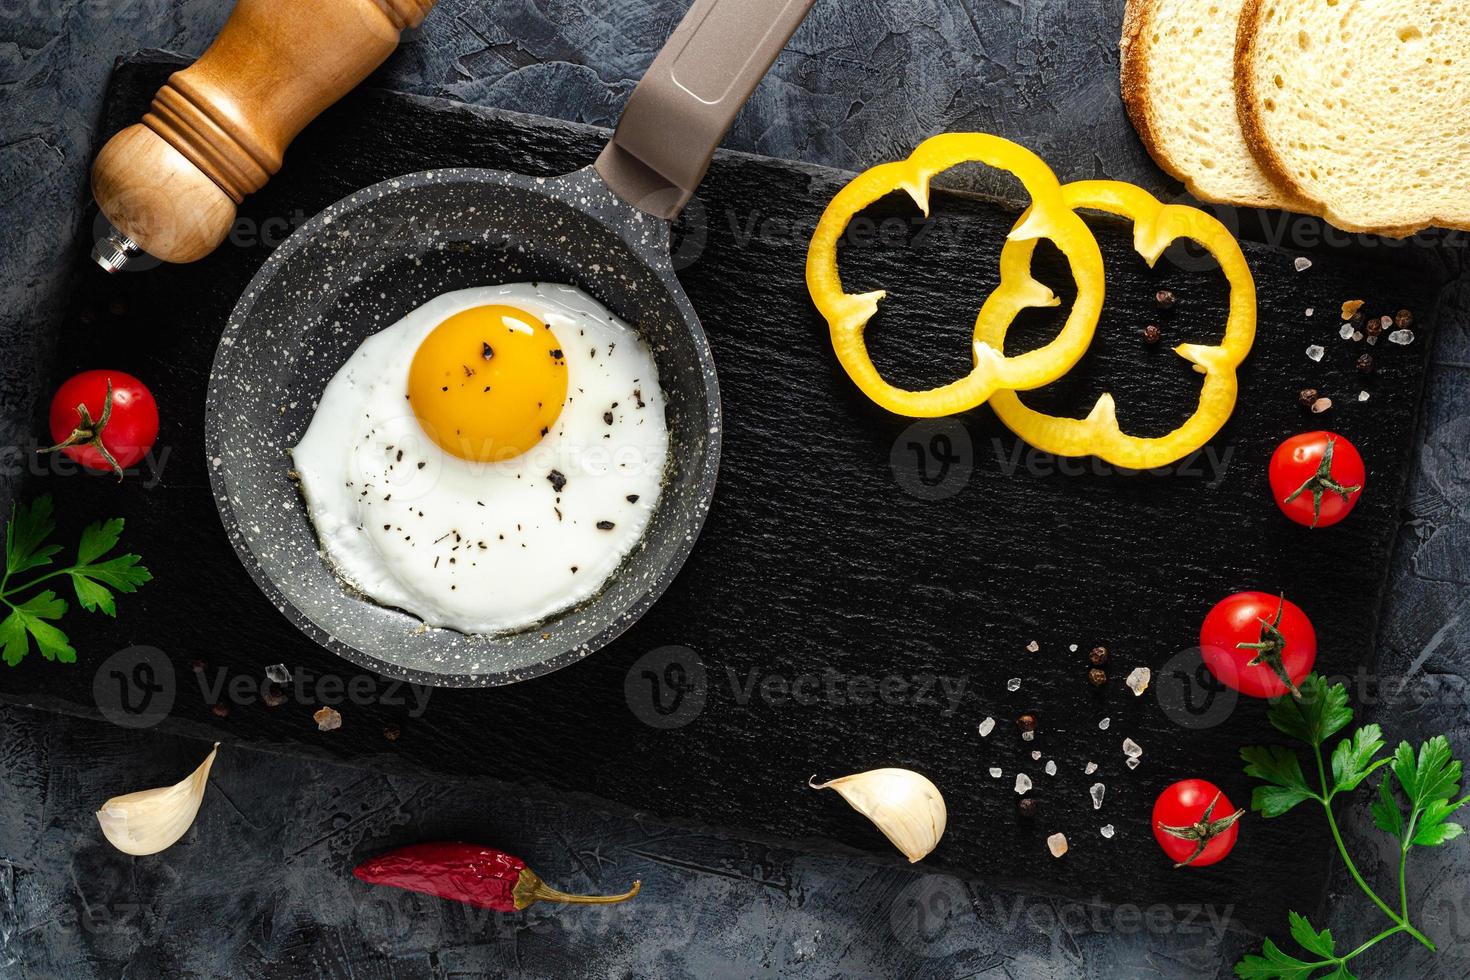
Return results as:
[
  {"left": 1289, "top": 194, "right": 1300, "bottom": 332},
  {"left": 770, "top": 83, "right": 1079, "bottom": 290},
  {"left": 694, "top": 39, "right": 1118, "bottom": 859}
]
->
[
  {"left": 1157, "top": 791, "right": 1245, "bottom": 868},
  {"left": 40, "top": 378, "right": 125, "bottom": 481},
  {"left": 1234, "top": 594, "right": 1303, "bottom": 698},
  {"left": 1281, "top": 435, "right": 1361, "bottom": 528}
]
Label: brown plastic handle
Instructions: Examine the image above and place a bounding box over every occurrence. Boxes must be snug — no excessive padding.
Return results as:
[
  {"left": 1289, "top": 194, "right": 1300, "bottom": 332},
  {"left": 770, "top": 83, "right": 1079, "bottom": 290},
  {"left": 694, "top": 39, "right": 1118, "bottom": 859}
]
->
[{"left": 595, "top": 0, "right": 815, "bottom": 220}]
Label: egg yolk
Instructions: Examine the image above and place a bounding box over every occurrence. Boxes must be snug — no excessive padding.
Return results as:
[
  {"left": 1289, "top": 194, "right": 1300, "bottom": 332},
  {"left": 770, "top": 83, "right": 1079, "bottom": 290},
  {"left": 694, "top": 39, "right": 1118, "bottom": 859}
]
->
[{"left": 407, "top": 305, "right": 568, "bottom": 461}]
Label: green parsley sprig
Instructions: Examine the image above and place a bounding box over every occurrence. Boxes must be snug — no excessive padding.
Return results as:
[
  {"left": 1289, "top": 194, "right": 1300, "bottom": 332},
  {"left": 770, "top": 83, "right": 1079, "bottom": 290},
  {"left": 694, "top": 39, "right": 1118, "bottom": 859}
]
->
[
  {"left": 0, "top": 496, "right": 151, "bottom": 665},
  {"left": 1236, "top": 673, "right": 1470, "bottom": 978}
]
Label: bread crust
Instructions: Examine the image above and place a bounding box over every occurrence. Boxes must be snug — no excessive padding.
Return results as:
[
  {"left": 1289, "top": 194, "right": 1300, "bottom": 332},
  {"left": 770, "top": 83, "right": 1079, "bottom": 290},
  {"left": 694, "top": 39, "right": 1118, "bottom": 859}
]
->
[
  {"left": 1234, "top": 0, "right": 1468, "bottom": 237},
  {"left": 1121, "top": 0, "right": 1294, "bottom": 210}
]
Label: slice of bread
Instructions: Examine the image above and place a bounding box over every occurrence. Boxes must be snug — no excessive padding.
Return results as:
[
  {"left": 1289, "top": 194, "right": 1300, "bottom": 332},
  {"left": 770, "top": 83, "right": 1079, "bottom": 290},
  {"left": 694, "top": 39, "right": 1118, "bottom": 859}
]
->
[
  {"left": 1237, "top": 0, "right": 1470, "bottom": 236},
  {"left": 1121, "top": 0, "right": 1300, "bottom": 210}
]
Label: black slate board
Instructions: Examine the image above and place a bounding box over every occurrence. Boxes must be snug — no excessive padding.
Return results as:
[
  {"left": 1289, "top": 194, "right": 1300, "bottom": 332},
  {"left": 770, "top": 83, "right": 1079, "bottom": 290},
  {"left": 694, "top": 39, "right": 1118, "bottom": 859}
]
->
[{"left": 0, "top": 54, "right": 1443, "bottom": 933}]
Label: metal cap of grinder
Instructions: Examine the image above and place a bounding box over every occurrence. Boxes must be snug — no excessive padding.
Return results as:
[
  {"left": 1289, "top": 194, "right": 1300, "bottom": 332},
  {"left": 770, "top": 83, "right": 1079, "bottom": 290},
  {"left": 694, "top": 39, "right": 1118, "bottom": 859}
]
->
[{"left": 88, "top": 0, "right": 437, "bottom": 272}]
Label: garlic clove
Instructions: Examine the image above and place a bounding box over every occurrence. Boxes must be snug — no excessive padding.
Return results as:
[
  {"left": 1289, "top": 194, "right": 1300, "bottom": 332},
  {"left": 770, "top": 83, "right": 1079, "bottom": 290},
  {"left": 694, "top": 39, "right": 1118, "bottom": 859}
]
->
[
  {"left": 96, "top": 743, "right": 219, "bottom": 856},
  {"left": 809, "top": 767, "right": 947, "bottom": 863}
]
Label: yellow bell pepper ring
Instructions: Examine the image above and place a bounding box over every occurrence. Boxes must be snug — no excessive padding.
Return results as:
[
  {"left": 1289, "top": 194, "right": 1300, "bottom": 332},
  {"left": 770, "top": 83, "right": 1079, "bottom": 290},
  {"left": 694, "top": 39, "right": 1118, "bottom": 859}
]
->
[
  {"left": 806, "top": 133, "right": 1106, "bottom": 417},
  {"left": 974, "top": 180, "right": 1256, "bottom": 469}
]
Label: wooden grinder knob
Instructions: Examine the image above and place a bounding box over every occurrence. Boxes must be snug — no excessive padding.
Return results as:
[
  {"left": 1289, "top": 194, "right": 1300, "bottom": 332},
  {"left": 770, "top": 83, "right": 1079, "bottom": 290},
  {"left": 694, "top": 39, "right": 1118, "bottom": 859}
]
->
[{"left": 91, "top": 0, "right": 436, "bottom": 271}]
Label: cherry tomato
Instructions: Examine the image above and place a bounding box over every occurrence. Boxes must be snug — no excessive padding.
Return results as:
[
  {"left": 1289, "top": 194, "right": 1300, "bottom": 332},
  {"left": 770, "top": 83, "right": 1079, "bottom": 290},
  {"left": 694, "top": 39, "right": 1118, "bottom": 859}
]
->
[
  {"left": 1199, "top": 591, "right": 1316, "bottom": 699},
  {"left": 1269, "top": 431, "right": 1364, "bottom": 528},
  {"left": 47, "top": 370, "right": 159, "bottom": 478},
  {"left": 1153, "top": 779, "right": 1243, "bottom": 868}
]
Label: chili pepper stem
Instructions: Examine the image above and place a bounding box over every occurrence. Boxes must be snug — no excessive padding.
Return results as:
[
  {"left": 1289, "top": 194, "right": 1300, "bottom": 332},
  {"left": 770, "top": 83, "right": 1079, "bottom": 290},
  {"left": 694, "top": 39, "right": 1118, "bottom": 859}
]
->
[{"left": 514, "top": 868, "right": 641, "bottom": 910}]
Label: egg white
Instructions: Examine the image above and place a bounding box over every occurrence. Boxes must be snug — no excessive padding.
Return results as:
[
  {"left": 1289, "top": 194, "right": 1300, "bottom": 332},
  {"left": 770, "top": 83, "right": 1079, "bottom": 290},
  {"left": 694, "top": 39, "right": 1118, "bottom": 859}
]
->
[{"left": 292, "top": 283, "right": 669, "bottom": 635}]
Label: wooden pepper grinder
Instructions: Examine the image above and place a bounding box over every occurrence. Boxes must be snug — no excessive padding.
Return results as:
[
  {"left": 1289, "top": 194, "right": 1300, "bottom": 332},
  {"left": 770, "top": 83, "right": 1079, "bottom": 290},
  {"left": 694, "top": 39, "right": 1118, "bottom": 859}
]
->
[{"left": 90, "top": 0, "right": 437, "bottom": 272}]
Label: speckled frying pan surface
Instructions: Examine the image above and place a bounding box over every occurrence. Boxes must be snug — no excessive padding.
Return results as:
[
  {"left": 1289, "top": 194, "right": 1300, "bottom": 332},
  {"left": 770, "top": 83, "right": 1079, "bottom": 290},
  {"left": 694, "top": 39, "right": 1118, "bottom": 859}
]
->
[{"left": 205, "top": 167, "right": 721, "bottom": 687}]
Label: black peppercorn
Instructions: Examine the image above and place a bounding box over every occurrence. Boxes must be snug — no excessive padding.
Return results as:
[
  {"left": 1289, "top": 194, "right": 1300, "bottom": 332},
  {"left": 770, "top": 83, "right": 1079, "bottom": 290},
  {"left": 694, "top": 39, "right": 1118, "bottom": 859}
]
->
[
  {"left": 1298, "top": 388, "right": 1319, "bottom": 409},
  {"left": 1394, "top": 309, "right": 1414, "bottom": 331},
  {"left": 1088, "top": 667, "right": 1108, "bottom": 687},
  {"left": 1088, "top": 646, "right": 1109, "bottom": 666},
  {"left": 1357, "top": 353, "right": 1374, "bottom": 374},
  {"left": 211, "top": 703, "right": 230, "bottom": 718},
  {"left": 1142, "top": 324, "right": 1161, "bottom": 344},
  {"left": 1016, "top": 713, "right": 1037, "bottom": 735},
  {"left": 1018, "top": 797, "right": 1038, "bottom": 818},
  {"left": 1365, "top": 317, "right": 1384, "bottom": 338},
  {"left": 384, "top": 723, "right": 401, "bottom": 741},
  {"left": 1155, "top": 289, "right": 1176, "bottom": 309}
]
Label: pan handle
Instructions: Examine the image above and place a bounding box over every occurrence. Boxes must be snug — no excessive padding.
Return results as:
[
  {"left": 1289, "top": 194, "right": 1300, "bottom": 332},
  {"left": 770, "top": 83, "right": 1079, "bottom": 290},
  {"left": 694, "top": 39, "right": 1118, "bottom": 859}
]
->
[{"left": 594, "top": 0, "right": 815, "bottom": 220}]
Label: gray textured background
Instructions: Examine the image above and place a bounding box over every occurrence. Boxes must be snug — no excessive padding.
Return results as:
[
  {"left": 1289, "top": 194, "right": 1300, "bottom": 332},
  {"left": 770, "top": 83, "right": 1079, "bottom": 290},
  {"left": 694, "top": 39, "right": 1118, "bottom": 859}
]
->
[{"left": 2, "top": 0, "right": 1469, "bottom": 976}]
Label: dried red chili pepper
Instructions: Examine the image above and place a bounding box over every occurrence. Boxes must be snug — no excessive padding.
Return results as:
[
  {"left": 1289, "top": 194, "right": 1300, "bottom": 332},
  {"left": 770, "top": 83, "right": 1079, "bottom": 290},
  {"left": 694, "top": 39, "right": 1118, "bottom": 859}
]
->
[{"left": 353, "top": 842, "right": 640, "bottom": 912}]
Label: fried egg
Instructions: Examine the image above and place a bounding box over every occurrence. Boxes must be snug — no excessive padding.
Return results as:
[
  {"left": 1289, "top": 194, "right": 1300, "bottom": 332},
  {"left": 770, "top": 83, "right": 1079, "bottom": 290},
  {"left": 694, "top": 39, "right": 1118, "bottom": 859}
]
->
[{"left": 292, "top": 283, "right": 669, "bottom": 634}]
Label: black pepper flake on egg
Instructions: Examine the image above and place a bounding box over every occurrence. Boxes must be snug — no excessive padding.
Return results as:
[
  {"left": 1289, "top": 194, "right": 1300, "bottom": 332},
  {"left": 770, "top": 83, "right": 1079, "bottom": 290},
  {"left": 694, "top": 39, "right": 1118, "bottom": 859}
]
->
[
  {"left": 547, "top": 469, "right": 567, "bottom": 492},
  {"left": 633, "top": 388, "right": 645, "bottom": 408},
  {"left": 550, "top": 348, "right": 564, "bottom": 360},
  {"left": 603, "top": 411, "right": 614, "bottom": 425},
  {"left": 417, "top": 462, "right": 426, "bottom": 470},
  {"left": 570, "top": 566, "right": 578, "bottom": 573},
  {"left": 597, "top": 521, "right": 616, "bottom": 530},
  {"left": 627, "top": 494, "right": 640, "bottom": 503},
  {"left": 482, "top": 342, "right": 495, "bottom": 360}
]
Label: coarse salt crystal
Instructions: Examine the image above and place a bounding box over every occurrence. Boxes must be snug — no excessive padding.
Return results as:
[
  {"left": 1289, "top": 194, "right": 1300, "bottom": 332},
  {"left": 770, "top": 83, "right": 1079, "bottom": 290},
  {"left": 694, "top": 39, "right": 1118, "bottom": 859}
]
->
[
  {"left": 1123, "top": 738, "right": 1143, "bottom": 758},
  {"left": 1047, "top": 832, "right": 1068, "bottom": 857},
  {"left": 1069, "top": 643, "right": 1078, "bottom": 652},
  {"left": 1021, "top": 730, "right": 1035, "bottom": 742},
  {"left": 265, "top": 663, "right": 291, "bottom": 685},
  {"left": 1045, "top": 760, "right": 1057, "bottom": 776},
  {"left": 1353, "top": 331, "right": 1363, "bottom": 341},
  {"left": 978, "top": 716, "right": 995, "bottom": 737},
  {"left": 1006, "top": 678, "right": 1021, "bottom": 692},
  {"left": 1305, "top": 307, "right": 1314, "bottom": 317},
  {"left": 1090, "top": 783, "right": 1106, "bottom": 809},
  {"left": 1388, "top": 329, "right": 1414, "bottom": 345},
  {"left": 1098, "top": 717, "right": 1111, "bottom": 730},
  {"left": 1026, "top": 640, "right": 1040, "bottom": 652},
  {"left": 1358, "top": 391, "right": 1370, "bottom": 402},
  {"left": 1339, "top": 324, "right": 1355, "bottom": 340},
  {"left": 1031, "top": 750, "right": 1042, "bottom": 761},
  {"left": 1100, "top": 824, "right": 1115, "bottom": 839},
  {"left": 1084, "top": 761, "right": 1098, "bottom": 775},
  {"left": 1311, "top": 397, "right": 1333, "bottom": 414},
  {"left": 989, "top": 767, "right": 1002, "bottom": 778},
  {"left": 1306, "top": 344, "right": 1325, "bottom": 362},
  {"left": 1294, "top": 257, "right": 1312, "bottom": 272},
  {"left": 1125, "top": 667, "right": 1150, "bottom": 696},
  {"left": 1126, "top": 756, "right": 1142, "bottom": 770},
  {"left": 1015, "top": 773, "right": 1032, "bottom": 794}
]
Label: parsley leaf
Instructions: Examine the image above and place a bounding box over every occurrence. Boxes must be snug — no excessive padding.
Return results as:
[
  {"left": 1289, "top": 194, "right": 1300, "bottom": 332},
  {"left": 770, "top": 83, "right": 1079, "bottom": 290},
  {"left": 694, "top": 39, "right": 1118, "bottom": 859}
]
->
[
  {"left": 0, "top": 591, "right": 74, "bottom": 665},
  {"left": 4, "top": 497, "right": 62, "bottom": 579},
  {"left": 1268, "top": 674, "right": 1353, "bottom": 747},
  {"left": 0, "top": 499, "right": 149, "bottom": 666},
  {"left": 1242, "top": 744, "right": 1317, "bottom": 817},
  {"left": 1331, "top": 725, "right": 1389, "bottom": 795},
  {"left": 1234, "top": 936, "right": 1326, "bottom": 979},
  {"left": 1371, "top": 776, "right": 1403, "bottom": 838},
  {"left": 1288, "top": 911, "right": 1337, "bottom": 960}
]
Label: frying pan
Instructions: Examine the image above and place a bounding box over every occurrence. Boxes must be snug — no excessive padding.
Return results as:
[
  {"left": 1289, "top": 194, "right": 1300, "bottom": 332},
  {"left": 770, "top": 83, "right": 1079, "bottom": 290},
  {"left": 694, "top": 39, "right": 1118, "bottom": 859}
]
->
[{"left": 205, "top": 0, "right": 815, "bottom": 687}]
